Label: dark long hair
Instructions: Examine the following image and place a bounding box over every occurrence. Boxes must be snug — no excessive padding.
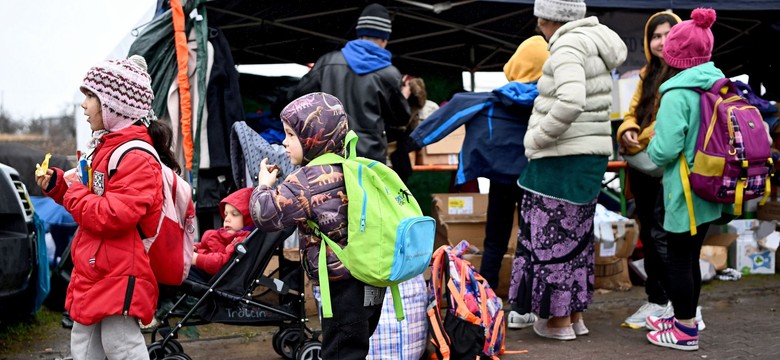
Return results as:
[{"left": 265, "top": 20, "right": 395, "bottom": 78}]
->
[
  {"left": 635, "top": 14, "right": 680, "bottom": 130},
  {"left": 145, "top": 120, "right": 181, "bottom": 175}
]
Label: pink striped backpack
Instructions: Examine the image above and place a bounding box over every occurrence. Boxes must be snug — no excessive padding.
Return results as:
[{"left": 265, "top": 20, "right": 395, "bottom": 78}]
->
[{"left": 109, "top": 140, "right": 196, "bottom": 285}]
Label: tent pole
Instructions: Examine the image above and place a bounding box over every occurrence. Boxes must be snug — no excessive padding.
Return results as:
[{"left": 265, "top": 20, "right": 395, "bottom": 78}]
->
[{"left": 469, "top": 46, "right": 476, "bottom": 91}]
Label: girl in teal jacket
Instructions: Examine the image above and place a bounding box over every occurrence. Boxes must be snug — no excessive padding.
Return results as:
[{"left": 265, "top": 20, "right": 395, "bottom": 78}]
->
[{"left": 645, "top": 8, "right": 727, "bottom": 351}]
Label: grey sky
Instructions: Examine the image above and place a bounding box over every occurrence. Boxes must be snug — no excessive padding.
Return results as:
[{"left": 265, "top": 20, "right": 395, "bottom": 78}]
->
[{"left": 0, "top": 1, "right": 155, "bottom": 121}]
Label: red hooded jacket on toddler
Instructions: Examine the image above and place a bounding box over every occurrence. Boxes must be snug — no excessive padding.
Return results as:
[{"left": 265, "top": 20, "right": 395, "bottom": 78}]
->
[{"left": 193, "top": 187, "right": 254, "bottom": 275}]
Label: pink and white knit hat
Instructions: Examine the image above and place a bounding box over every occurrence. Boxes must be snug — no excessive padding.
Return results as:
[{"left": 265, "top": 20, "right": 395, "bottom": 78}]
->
[{"left": 80, "top": 55, "right": 154, "bottom": 132}]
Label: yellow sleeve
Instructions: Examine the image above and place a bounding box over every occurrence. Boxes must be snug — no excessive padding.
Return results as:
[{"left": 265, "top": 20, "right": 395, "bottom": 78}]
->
[{"left": 616, "top": 74, "right": 645, "bottom": 148}]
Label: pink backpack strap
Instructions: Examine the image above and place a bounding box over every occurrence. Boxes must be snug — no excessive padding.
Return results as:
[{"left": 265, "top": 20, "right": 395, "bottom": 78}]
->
[
  {"left": 108, "top": 140, "right": 160, "bottom": 178},
  {"left": 706, "top": 78, "right": 733, "bottom": 95}
]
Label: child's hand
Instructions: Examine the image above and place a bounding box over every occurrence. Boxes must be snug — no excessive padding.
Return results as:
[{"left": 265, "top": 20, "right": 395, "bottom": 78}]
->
[
  {"left": 258, "top": 158, "right": 279, "bottom": 187},
  {"left": 35, "top": 168, "right": 53, "bottom": 191}
]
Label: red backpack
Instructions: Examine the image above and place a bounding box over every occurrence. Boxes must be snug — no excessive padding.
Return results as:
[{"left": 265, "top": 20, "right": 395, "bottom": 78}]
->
[{"left": 109, "top": 140, "right": 196, "bottom": 285}]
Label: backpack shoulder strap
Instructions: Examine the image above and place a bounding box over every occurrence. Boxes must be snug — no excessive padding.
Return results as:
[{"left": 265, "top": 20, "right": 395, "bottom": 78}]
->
[
  {"left": 679, "top": 154, "right": 698, "bottom": 236},
  {"left": 108, "top": 139, "right": 160, "bottom": 179},
  {"left": 344, "top": 130, "right": 358, "bottom": 159},
  {"left": 307, "top": 153, "right": 345, "bottom": 166},
  {"left": 427, "top": 246, "right": 452, "bottom": 358},
  {"left": 306, "top": 130, "right": 361, "bottom": 166},
  {"left": 700, "top": 78, "right": 733, "bottom": 96}
]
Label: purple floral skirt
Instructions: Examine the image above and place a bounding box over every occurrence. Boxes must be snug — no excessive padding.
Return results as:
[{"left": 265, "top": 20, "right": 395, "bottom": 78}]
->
[{"left": 508, "top": 192, "right": 596, "bottom": 318}]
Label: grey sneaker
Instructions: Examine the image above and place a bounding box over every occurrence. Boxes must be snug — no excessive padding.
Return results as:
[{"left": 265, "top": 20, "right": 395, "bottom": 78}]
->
[
  {"left": 623, "top": 302, "right": 671, "bottom": 329},
  {"left": 507, "top": 310, "right": 537, "bottom": 329}
]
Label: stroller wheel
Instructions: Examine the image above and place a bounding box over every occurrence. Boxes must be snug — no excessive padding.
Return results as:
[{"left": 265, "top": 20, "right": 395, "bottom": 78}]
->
[
  {"left": 272, "top": 330, "right": 283, "bottom": 355},
  {"left": 295, "top": 340, "right": 322, "bottom": 360},
  {"left": 147, "top": 340, "right": 184, "bottom": 360},
  {"left": 162, "top": 352, "right": 192, "bottom": 360},
  {"left": 274, "top": 328, "right": 303, "bottom": 360}
]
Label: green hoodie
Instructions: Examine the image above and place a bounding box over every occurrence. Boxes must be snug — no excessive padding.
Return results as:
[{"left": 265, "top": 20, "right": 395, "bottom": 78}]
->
[{"left": 647, "top": 62, "right": 731, "bottom": 233}]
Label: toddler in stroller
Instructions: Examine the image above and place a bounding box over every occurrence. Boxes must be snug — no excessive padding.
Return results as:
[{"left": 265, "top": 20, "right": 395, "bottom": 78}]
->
[{"left": 147, "top": 224, "right": 319, "bottom": 360}]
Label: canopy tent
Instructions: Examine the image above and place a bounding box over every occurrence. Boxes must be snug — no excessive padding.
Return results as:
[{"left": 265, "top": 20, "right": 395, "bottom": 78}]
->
[
  {"left": 131, "top": 0, "right": 780, "bottom": 176},
  {"left": 199, "top": 0, "right": 780, "bottom": 94}
]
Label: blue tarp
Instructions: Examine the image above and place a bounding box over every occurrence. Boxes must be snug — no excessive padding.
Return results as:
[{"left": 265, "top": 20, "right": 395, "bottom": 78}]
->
[
  {"left": 31, "top": 213, "right": 50, "bottom": 315},
  {"left": 30, "top": 196, "right": 75, "bottom": 231}
]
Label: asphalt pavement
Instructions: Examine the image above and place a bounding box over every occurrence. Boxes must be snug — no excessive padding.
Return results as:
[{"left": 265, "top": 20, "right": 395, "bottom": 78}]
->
[{"left": 4, "top": 274, "right": 779, "bottom": 360}]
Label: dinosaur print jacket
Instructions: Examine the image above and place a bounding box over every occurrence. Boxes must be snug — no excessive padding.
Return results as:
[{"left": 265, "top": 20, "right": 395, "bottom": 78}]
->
[
  {"left": 250, "top": 92, "right": 353, "bottom": 283},
  {"left": 251, "top": 164, "right": 350, "bottom": 282}
]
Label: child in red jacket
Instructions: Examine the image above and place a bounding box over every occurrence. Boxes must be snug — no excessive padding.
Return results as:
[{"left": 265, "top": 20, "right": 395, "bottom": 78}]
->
[{"left": 191, "top": 187, "right": 255, "bottom": 277}]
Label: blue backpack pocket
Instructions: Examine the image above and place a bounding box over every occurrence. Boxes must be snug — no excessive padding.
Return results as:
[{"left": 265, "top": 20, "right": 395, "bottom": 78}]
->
[{"left": 389, "top": 216, "right": 436, "bottom": 282}]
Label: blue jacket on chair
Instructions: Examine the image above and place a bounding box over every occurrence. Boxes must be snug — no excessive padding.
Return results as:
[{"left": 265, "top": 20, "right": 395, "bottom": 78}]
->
[{"left": 409, "top": 81, "right": 537, "bottom": 185}]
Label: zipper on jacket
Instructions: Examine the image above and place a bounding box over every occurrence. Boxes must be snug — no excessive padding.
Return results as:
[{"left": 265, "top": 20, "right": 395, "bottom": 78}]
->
[
  {"left": 123, "top": 276, "right": 136, "bottom": 317},
  {"left": 358, "top": 164, "right": 367, "bottom": 232},
  {"left": 89, "top": 241, "right": 103, "bottom": 269}
]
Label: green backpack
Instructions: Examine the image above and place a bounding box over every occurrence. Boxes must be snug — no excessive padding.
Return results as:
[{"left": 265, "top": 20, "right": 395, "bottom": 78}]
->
[{"left": 307, "top": 131, "right": 436, "bottom": 320}]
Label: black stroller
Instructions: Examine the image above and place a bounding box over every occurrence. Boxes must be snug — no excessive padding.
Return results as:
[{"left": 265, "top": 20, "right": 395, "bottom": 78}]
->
[{"left": 147, "top": 227, "right": 321, "bottom": 360}]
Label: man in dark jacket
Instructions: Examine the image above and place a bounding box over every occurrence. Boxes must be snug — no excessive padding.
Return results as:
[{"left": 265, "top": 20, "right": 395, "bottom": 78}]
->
[{"left": 290, "top": 3, "right": 410, "bottom": 163}]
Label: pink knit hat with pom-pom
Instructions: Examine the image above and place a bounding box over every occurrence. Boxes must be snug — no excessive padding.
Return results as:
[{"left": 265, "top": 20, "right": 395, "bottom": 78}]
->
[{"left": 663, "top": 8, "right": 716, "bottom": 69}]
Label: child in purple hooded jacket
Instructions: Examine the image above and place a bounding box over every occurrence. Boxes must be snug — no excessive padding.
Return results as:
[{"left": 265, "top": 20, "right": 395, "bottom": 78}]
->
[{"left": 250, "top": 92, "right": 385, "bottom": 360}]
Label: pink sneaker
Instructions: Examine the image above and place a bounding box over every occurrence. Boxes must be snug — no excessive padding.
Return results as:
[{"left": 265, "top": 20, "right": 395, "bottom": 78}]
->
[{"left": 647, "top": 321, "right": 699, "bottom": 351}]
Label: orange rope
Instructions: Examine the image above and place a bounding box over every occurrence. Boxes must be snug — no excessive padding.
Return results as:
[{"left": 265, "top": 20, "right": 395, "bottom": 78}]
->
[{"left": 170, "top": 0, "right": 193, "bottom": 170}]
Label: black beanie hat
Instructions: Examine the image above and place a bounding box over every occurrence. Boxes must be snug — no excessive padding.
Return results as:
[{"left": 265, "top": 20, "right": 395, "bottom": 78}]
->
[{"left": 355, "top": 3, "right": 392, "bottom": 40}]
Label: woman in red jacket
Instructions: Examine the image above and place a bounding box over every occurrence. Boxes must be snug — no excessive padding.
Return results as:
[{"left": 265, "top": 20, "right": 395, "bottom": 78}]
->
[{"left": 36, "top": 55, "right": 179, "bottom": 359}]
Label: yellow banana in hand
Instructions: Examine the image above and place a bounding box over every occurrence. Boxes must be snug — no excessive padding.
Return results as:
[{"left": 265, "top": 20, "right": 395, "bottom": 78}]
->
[{"left": 35, "top": 153, "right": 52, "bottom": 177}]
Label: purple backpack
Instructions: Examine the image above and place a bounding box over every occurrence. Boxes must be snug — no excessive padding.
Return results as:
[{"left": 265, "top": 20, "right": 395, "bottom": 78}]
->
[{"left": 681, "top": 78, "right": 773, "bottom": 233}]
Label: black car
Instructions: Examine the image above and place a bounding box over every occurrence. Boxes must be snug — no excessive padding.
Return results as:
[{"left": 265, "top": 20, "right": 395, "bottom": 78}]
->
[{"left": 0, "top": 162, "right": 41, "bottom": 320}]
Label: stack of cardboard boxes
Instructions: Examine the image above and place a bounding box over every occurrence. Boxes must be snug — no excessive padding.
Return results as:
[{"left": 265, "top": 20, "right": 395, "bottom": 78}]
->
[
  {"left": 719, "top": 219, "right": 777, "bottom": 274},
  {"left": 415, "top": 126, "right": 465, "bottom": 166},
  {"left": 430, "top": 192, "right": 518, "bottom": 297}
]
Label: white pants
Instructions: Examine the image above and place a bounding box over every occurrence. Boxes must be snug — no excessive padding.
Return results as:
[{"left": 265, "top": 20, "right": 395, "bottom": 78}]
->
[{"left": 70, "top": 315, "right": 149, "bottom": 360}]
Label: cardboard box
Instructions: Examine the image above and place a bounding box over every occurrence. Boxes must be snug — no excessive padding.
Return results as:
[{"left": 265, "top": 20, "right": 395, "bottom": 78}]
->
[
  {"left": 595, "top": 258, "right": 631, "bottom": 291},
  {"left": 701, "top": 226, "right": 738, "bottom": 271},
  {"left": 700, "top": 245, "right": 729, "bottom": 271},
  {"left": 726, "top": 219, "right": 762, "bottom": 235},
  {"left": 594, "top": 219, "right": 638, "bottom": 264},
  {"left": 731, "top": 234, "right": 776, "bottom": 275},
  {"left": 757, "top": 198, "right": 780, "bottom": 221},
  {"left": 610, "top": 77, "right": 640, "bottom": 120},
  {"left": 430, "top": 193, "right": 517, "bottom": 254},
  {"left": 416, "top": 125, "right": 465, "bottom": 165},
  {"left": 462, "top": 254, "right": 514, "bottom": 298},
  {"left": 701, "top": 232, "right": 737, "bottom": 270}
]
